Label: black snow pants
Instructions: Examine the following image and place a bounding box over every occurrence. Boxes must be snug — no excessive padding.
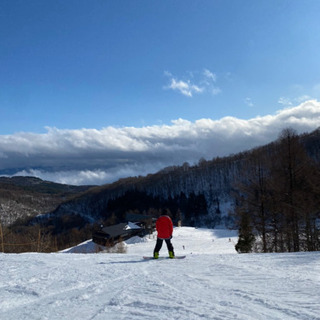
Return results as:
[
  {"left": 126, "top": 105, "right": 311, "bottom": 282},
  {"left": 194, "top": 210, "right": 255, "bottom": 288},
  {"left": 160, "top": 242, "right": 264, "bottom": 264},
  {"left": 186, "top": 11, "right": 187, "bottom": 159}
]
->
[{"left": 154, "top": 238, "right": 174, "bottom": 254}]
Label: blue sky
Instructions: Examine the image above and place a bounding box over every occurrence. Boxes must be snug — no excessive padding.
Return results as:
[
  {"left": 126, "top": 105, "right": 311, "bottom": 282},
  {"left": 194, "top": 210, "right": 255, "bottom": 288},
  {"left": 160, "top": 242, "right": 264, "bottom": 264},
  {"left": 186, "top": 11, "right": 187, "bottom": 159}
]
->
[
  {"left": 1, "top": 1, "right": 320, "bottom": 184},
  {"left": 1, "top": 0, "right": 320, "bottom": 134}
]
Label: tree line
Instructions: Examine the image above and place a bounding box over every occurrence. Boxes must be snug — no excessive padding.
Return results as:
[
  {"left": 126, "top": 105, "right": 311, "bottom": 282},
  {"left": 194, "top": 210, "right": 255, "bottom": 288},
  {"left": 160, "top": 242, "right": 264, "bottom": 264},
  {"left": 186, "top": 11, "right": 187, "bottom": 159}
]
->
[
  {"left": 234, "top": 129, "right": 320, "bottom": 253},
  {"left": 3, "top": 128, "right": 320, "bottom": 253}
]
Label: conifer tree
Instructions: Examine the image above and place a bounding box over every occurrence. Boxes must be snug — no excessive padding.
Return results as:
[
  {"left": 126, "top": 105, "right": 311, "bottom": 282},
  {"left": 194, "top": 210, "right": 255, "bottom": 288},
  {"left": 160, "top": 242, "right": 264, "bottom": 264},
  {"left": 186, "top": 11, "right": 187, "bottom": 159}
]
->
[{"left": 235, "top": 207, "right": 255, "bottom": 253}]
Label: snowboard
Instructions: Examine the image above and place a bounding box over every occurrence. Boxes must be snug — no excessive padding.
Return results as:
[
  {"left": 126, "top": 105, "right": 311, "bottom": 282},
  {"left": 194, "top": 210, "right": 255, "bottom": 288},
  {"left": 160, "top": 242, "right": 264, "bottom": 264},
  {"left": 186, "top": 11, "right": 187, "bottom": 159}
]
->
[{"left": 143, "top": 255, "right": 186, "bottom": 260}]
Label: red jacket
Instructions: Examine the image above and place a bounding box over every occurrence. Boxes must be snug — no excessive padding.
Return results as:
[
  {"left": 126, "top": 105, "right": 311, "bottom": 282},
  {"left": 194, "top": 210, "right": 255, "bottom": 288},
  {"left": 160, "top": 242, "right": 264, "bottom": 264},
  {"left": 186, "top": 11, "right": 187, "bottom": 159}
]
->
[{"left": 156, "top": 215, "right": 173, "bottom": 239}]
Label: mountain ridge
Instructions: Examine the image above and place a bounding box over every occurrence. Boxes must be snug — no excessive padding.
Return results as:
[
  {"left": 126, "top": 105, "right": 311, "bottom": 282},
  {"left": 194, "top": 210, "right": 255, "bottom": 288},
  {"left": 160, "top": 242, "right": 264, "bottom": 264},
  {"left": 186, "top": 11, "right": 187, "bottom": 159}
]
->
[
  {"left": 0, "top": 176, "right": 94, "bottom": 226},
  {"left": 1, "top": 128, "right": 320, "bottom": 252}
]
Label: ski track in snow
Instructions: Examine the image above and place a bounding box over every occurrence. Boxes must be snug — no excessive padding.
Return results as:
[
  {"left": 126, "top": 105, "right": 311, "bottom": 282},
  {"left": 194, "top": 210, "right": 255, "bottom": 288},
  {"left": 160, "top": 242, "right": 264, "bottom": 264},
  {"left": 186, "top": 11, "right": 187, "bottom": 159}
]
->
[{"left": 0, "top": 227, "right": 319, "bottom": 320}]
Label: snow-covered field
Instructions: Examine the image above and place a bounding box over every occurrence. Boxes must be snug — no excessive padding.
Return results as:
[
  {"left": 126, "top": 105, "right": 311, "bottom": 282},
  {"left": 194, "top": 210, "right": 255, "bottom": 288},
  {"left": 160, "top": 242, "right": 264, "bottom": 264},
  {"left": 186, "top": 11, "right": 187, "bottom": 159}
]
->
[{"left": 1, "top": 227, "right": 319, "bottom": 320}]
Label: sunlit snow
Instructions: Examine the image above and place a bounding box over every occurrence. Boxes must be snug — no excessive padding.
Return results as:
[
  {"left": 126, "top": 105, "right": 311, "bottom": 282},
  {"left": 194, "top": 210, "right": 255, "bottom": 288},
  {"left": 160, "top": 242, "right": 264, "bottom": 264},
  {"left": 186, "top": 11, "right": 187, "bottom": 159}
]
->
[{"left": 1, "top": 227, "right": 319, "bottom": 319}]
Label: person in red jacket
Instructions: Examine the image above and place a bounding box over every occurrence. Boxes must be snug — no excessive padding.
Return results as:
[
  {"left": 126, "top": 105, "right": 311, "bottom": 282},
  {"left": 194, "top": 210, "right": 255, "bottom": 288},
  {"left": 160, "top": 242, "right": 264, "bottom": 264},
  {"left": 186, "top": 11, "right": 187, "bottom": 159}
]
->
[{"left": 153, "top": 214, "right": 175, "bottom": 259}]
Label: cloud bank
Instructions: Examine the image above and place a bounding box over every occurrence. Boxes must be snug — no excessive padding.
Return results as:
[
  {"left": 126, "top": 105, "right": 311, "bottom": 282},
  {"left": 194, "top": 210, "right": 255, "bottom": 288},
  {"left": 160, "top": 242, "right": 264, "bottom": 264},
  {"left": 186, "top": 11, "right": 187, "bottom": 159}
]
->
[{"left": 1, "top": 100, "right": 320, "bottom": 185}]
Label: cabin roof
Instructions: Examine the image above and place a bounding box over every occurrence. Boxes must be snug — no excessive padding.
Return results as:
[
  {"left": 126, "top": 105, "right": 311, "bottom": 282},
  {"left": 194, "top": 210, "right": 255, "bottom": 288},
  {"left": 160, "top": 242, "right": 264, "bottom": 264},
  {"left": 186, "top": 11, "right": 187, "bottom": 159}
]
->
[{"left": 101, "top": 222, "right": 141, "bottom": 238}]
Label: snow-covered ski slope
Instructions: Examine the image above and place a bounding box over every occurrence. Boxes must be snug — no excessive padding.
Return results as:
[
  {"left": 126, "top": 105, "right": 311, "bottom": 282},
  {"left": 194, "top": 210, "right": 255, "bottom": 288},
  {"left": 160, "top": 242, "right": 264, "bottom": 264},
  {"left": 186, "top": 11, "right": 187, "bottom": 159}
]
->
[{"left": 1, "top": 227, "right": 319, "bottom": 320}]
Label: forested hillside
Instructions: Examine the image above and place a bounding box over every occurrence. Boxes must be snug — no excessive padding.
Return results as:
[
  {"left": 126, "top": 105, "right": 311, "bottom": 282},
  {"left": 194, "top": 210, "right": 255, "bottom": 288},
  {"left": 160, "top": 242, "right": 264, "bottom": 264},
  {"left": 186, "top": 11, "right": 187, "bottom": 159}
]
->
[
  {"left": 235, "top": 128, "right": 320, "bottom": 253},
  {"left": 0, "top": 177, "right": 94, "bottom": 252},
  {"left": 36, "top": 150, "right": 243, "bottom": 232},
  {"left": 2, "top": 128, "right": 320, "bottom": 252},
  {"left": 29, "top": 128, "right": 320, "bottom": 251},
  {"left": 0, "top": 177, "right": 93, "bottom": 226}
]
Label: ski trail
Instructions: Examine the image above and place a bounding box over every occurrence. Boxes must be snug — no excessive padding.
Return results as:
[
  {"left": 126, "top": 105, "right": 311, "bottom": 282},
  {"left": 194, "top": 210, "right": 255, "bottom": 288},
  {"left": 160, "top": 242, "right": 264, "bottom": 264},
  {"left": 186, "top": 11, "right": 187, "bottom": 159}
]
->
[{"left": 1, "top": 228, "right": 319, "bottom": 320}]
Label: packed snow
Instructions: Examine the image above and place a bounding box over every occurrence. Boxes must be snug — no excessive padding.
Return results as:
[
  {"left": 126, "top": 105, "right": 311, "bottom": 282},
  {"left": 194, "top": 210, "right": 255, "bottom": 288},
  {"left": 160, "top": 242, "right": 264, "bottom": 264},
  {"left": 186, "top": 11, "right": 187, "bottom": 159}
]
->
[{"left": 1, "top": 227, "right": 319, "bottom": 320}]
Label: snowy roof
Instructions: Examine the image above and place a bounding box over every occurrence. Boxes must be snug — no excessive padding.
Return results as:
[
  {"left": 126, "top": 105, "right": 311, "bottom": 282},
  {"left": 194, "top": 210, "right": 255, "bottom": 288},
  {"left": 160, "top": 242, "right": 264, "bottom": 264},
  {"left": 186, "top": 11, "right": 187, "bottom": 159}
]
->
[{"left": 101, "top": 222, "right": 141, "bottom": 237}]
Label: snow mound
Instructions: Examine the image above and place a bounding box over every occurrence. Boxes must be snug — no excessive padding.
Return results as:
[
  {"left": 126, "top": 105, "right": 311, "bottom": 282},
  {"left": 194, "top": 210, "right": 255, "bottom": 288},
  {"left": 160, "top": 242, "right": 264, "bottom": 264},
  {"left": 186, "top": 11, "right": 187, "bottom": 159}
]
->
[
  {"left": 61, "top": 240, "right": 106, "bottom": 253},
  {"left": 62, "top": 227, "right": 239, "bottom": 255}
]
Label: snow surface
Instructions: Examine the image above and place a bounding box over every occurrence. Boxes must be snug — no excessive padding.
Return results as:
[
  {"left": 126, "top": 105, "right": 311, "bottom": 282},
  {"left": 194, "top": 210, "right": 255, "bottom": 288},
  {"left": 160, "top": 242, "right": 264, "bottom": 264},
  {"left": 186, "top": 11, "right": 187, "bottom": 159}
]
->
[{"left": 1, "top": 227, "right": 319, "bottom": 320}]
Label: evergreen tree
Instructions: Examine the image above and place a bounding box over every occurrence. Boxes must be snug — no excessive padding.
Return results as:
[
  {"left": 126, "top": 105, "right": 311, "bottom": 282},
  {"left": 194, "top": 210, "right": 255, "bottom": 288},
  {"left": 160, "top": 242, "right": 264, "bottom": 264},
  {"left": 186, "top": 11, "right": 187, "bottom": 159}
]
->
[{"left": 235, "top": 209, "right": 255, "bottom": 253}]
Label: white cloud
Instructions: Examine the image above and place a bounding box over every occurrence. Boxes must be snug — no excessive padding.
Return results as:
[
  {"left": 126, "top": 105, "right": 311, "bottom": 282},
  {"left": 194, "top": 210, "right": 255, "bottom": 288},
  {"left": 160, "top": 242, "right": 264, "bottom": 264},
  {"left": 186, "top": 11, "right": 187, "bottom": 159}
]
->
[
  {"left": 245, "top": 97, "right": 254, "bottom": 107},
  {"left": 165, "top": 69, "right": 221, "bottom": 97},
  {"left": 163, "top": 70, "right": 173, "bottom": 78},
  {"left": 296, "top": 95, "right": 312, "bottom": 103},
  {"left": 278, "top": 97, "right": 293, "bottom": 106},
  {"left": 212, "top": 87, "right": 222, "bottom": 95},
  {"left": 1, "top": 100, "right": 320, "bottom": 185},
  {"left": 278, "top": 95, "right": 312, "bottom": 107},
  {"left": 167, "top": 78, "right": 203, "bottom": 97},
  {"left": 203, "top": 69, "right": 217, "bottom": 82}
]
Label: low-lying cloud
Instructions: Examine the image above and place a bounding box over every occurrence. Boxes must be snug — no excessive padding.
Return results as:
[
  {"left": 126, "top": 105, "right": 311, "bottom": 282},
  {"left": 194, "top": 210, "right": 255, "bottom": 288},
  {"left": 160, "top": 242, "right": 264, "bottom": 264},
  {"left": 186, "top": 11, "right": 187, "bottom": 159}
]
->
[{"left": 1, "top": 100, "right": 320, "bottom": 185}]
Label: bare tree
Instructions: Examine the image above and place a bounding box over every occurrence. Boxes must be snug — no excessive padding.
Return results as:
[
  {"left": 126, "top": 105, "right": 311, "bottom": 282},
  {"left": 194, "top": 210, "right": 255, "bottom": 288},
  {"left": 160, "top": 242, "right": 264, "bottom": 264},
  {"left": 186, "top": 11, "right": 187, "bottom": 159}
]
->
[{"left": 234, "top": 128, "right": 320, "bottom": 253}]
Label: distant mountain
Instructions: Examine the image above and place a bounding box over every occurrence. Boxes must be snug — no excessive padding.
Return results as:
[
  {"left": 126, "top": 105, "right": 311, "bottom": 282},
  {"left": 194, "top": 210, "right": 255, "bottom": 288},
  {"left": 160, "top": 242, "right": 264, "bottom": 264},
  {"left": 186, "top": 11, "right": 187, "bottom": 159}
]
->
[
  {"left": 4, "top": 128, "right": 320, "bottom": 240},
  {"left": 31, "top": 128, "right": 319, "bottom": 233},
  {"left": 0, "top": 176, "right": 94, "bottom": 226}
]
